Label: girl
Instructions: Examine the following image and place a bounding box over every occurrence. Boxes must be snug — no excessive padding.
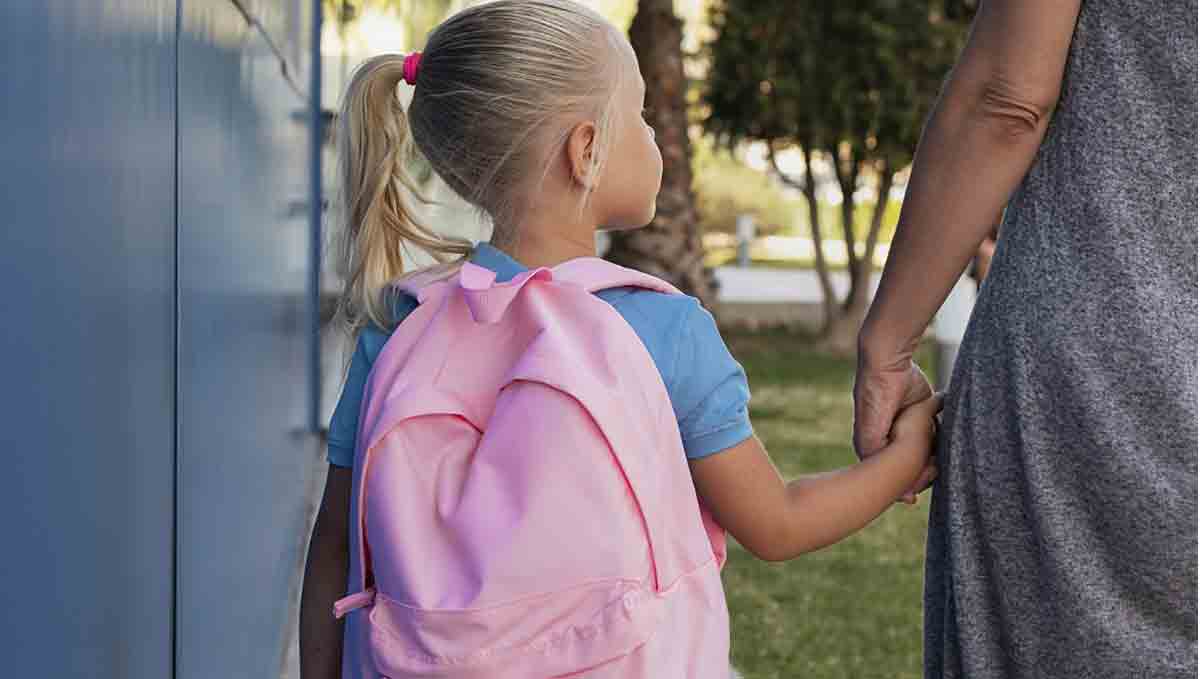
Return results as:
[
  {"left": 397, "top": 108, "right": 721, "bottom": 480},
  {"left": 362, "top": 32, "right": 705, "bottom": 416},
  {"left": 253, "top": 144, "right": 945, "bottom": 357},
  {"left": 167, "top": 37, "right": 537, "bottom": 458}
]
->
[{"left": 300, "top": 1, "right": 940, "bottom": 676}]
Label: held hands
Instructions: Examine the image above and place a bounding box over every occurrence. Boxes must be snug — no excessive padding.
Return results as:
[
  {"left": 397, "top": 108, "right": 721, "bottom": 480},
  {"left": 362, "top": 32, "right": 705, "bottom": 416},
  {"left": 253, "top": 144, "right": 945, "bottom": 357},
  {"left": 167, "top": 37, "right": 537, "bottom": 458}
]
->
[
  {"left": 853, "top": 355, "right": 940, "bottom": 504},
  {"left": 890, "top": 393, "right": 944, "bottom": 499}
]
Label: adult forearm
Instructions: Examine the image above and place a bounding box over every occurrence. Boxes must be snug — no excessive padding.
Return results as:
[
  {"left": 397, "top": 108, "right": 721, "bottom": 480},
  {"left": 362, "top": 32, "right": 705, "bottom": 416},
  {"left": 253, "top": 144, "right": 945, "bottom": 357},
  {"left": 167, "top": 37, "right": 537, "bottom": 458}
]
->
[{"left": 861, "top": 71, "right": 1054, "bottom": 361}]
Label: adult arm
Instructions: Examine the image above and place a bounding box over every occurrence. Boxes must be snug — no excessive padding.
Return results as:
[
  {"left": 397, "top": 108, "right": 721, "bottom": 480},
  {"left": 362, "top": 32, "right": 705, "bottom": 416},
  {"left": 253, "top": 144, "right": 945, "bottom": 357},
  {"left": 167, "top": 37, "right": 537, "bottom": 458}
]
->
[{"left": 855, "top": 0, "right": 1083, "bottom": 471}]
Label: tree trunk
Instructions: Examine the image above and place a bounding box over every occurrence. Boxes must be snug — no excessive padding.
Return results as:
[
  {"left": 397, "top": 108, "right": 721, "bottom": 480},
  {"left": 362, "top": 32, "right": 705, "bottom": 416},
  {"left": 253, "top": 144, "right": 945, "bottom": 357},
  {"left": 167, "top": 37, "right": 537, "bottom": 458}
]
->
[
  {"left": 831, "top": 144, "right": 864, "bottom": 314},
  {"left": 800, "top": 146, "right": 837, "bottom": 334},
  {"left": 861, "top": 158, "right": 894, "bottom": 286},
  {"left": 606, "top": 0, "right": 715, "bottom": 306},
  {"left": 767, "top": 142, "right": 837, "bottom": 335},
  {"left": 825, "top": 294, "right": 868, "bottom": 355},
  {"left": 829, "top": 160, "right": 895, "bottom": 356},
  {"left": 823, "top": 145, "right": 866, "bottom": 356}
]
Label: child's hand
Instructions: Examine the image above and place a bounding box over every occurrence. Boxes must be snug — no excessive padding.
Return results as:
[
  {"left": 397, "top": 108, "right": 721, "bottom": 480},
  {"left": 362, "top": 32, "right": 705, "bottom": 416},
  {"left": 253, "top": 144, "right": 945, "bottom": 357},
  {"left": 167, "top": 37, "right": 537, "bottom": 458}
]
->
[
  {"left": 891, "top": 392, "right": 943, "bottom": 444},
  {"left": 890, "top": 392, "right": 944, "bottom": 504}
]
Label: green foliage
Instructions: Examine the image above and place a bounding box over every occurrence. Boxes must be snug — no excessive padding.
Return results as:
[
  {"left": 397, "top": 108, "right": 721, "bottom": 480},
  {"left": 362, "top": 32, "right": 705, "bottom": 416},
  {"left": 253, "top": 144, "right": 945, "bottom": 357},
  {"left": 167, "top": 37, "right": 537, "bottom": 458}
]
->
[
  {"left": 781, "top": 198, "right": 902, "bottom": 243},
  {"left": 693, "top": 138, "right": 801, "bottom": 235},
  {"left": 690, "top": 138, "right": 902, "bottom": 242},
  {"left": 831, "top": 198, "right": 902, "bottom": 243},
  {"left": 701, "top": 0, "right": 972, "bottom": 320},
  {"left": 702, "top": 0, "right": 972, "bottom": 170}
]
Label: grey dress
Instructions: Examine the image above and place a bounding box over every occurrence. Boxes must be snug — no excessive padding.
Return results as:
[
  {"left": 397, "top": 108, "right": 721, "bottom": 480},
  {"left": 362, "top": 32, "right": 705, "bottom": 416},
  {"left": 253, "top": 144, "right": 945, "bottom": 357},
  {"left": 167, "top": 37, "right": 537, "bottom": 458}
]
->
[{"left": 925, "top": 2, "right": 1198, "bottom": 677}]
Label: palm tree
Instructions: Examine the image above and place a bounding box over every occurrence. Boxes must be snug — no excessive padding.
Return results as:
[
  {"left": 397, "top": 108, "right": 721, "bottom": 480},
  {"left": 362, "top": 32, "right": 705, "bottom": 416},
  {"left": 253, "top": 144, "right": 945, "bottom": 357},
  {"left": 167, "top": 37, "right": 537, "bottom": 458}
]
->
[{"left": 606, "top": 0, "right": 714, "bottom": 307}]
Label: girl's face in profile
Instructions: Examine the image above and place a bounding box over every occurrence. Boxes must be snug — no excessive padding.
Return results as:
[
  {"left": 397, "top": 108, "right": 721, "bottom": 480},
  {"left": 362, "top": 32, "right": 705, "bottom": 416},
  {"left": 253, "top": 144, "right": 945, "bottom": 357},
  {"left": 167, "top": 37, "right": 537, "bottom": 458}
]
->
[{"left": 592, "top": 49, "right": 663, "bottom": 232}]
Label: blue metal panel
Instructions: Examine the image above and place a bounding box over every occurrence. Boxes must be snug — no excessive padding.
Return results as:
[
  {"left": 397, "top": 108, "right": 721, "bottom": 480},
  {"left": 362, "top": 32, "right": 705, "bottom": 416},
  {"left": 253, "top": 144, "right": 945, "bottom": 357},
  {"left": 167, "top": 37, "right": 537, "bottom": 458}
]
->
[
  {"left": 0, "top": 1, "right": 176, "bottom": 676},
  {"left": 175, "top": 1, "right": 322, "bottom": 677}
]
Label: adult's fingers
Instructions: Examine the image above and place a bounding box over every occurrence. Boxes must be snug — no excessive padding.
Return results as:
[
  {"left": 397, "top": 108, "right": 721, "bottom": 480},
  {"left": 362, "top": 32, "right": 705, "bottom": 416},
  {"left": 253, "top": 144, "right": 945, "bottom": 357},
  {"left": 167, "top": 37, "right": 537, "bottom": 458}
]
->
[
  {"left": 853, "top": 370, "right": 904, "bottom": 459},
  {"left": 854, "top": 405, "right": 894, "bottom": 459},
  {"left": 903, "top": 363, "right": 935, "bottom": 406}
]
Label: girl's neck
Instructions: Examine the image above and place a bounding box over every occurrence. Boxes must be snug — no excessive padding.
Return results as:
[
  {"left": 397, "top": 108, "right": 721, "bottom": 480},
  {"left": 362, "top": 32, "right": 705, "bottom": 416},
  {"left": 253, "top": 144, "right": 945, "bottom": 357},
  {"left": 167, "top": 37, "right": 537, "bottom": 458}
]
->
[{"left": 494, "top": 226, "right": 598, "bottom": 271}]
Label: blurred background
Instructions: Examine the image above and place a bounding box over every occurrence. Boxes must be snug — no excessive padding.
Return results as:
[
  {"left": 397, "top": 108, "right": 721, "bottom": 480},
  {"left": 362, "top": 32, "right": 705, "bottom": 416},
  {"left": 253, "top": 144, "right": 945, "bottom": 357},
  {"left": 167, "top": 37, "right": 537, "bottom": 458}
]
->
[{"left": 0, "top": 1, "right": 979, "bottom": 677}]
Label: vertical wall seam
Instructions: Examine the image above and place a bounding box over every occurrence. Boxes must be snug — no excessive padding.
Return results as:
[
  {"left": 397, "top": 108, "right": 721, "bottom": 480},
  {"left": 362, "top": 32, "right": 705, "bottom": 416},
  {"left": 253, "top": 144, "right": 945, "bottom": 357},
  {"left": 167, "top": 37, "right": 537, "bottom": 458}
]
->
[
  {"left": 171, "top": 0, "right": 182, "bottom": 677},
  {"left": 309, "top": 0, "right": 323, "bottom": 434}
]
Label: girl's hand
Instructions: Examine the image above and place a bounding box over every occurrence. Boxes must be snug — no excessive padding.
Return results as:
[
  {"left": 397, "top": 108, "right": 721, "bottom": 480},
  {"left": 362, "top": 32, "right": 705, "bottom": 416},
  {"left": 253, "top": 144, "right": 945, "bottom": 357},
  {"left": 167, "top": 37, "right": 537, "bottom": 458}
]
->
[
  {"left": 892, "top": 392, "right": 944, "bottom": 446},
  {"left": 689, "top": 391, "right": 946, "bottom": 561},
  {"left": 890, "top": 393, "right": 944, "bottom": 503}
]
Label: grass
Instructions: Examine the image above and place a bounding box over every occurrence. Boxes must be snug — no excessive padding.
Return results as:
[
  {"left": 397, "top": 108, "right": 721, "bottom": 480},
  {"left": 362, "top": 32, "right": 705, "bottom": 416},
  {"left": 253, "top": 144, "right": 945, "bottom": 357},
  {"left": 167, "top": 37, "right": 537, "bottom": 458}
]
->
[{"left": 720, "top": 330, "right": 937, "bottom": 679}]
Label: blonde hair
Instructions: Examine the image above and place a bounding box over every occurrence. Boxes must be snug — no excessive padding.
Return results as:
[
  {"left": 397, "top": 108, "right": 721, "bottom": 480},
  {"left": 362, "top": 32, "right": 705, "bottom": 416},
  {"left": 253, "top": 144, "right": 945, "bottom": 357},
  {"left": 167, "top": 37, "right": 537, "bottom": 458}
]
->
[{"left": 331, "top": 0, "right": 633, "bottom": 336}]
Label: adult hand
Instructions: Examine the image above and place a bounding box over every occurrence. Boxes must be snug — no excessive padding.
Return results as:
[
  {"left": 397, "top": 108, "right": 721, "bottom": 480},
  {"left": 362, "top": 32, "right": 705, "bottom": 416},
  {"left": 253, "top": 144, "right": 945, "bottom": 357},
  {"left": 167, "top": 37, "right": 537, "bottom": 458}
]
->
[{"left": 853, "top": 350, "right": 935, "bottom": 504}]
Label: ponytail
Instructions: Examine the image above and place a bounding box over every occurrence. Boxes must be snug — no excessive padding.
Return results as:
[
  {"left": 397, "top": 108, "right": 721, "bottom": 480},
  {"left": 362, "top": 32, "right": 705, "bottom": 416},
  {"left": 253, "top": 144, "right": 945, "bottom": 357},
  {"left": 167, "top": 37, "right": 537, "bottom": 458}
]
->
[{"left": 331, "top": 54, "right": 473, "bottom": 337}]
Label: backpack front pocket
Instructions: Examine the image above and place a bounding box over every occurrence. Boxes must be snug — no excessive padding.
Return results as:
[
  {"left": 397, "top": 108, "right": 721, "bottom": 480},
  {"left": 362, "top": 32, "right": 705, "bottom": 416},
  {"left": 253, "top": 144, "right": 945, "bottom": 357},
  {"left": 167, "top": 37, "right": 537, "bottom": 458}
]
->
[{"left": 365, "top": 578, "right": 665, "bottom": 678}]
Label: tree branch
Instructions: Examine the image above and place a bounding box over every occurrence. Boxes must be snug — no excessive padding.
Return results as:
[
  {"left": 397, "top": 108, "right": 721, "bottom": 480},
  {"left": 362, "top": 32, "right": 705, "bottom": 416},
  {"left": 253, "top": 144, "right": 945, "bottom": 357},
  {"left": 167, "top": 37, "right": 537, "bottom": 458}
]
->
[
  {"left": 830, "top": 143, "right": 860, "bottom": 273},
  {"left": 800, "top": 144, "right": 839, "bottom": 324},
  {"left": 765, "top": 141, "right": 808, "bottom": 192},
  {"left": 863, "top": 157, "right": 894, "bottom": 274}
]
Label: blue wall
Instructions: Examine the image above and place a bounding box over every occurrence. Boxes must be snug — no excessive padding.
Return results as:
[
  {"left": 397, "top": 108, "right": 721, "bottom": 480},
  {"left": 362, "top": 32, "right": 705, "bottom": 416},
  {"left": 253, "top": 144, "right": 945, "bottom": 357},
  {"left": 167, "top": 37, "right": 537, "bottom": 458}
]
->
[{"left": 0, "top": 2, "right": 323, "bottom": 676}]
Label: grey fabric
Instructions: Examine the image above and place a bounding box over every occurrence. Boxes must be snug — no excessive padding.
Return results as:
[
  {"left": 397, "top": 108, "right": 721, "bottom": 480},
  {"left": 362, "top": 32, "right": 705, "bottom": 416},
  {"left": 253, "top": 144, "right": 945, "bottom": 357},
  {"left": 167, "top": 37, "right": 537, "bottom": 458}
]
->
[{"left": 925, "top": 2, "right": 1198, "bottom": 678}]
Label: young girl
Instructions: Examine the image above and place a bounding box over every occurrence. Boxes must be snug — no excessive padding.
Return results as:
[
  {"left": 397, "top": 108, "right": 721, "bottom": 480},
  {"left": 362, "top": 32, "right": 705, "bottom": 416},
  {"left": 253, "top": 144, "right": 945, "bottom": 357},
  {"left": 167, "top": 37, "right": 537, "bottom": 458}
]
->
[{"left": 300, "top": 1, "right": 940, "bottom": 676}]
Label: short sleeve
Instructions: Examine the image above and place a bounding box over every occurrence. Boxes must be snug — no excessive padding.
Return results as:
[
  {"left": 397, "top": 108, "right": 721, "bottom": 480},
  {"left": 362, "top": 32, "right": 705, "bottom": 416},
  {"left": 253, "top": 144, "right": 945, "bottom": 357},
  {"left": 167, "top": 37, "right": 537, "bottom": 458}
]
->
[
  {"left": 326, "top": 330, "right": 378, "bottom": 468},
  {"left": 668, "top": 301, "right": 754, "bottom": 459},
  {"left": 326, "top": 293, "right": 419, "bottom": 468}
]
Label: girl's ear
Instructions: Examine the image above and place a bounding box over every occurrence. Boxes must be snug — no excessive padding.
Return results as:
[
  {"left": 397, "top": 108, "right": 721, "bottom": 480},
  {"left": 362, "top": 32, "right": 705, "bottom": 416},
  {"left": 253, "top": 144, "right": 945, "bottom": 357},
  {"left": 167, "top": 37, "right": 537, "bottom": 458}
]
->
[{"left": 566, "top": 120, "right": 598, "bottom": 189}]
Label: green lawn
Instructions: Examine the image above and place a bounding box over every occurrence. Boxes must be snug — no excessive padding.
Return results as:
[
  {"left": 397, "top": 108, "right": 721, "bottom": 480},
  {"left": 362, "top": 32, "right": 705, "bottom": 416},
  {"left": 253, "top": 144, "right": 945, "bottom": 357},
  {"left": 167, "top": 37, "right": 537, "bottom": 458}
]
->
[{"left": 721, "top": 330, "right": 936, "bottom": 679}]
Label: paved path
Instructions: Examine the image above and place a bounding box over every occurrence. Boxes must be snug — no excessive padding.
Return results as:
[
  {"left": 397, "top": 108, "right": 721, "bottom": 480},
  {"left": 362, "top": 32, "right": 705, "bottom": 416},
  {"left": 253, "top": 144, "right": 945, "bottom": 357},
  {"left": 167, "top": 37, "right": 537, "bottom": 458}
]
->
[{"left": 714, "top": 266, "right": 882, "bottom": 303}]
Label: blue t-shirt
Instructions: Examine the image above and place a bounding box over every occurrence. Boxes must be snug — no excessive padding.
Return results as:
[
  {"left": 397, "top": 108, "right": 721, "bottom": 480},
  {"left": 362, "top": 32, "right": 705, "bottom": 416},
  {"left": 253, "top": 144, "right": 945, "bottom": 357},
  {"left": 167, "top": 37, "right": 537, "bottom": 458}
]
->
[{"left": 327, "top": 243, "right": 753, "bottom": 467}]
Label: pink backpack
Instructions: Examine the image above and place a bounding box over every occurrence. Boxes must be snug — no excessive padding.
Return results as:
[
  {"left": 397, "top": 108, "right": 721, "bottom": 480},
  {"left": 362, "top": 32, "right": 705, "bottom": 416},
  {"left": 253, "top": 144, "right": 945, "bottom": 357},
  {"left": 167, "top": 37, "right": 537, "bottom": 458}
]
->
[{"left": 333, "top": 258, "right": 730, "bottom": 678}]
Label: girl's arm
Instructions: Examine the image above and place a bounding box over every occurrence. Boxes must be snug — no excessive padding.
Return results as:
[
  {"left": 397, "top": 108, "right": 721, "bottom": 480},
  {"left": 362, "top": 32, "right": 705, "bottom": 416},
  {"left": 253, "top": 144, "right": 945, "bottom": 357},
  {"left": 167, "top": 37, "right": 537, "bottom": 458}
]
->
[
  {"left": 300, "top": 465, "right": 353, "bottom": 679},
  {"left": 689, "top": 396, "right": 941, "bottom": 562}
]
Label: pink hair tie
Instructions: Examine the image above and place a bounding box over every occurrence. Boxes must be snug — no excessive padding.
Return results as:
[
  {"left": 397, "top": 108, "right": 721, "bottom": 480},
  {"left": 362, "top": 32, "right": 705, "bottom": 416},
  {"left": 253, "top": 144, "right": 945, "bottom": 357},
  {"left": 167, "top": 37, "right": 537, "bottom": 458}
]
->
[{"left": 402, "top": 52, "right": 422, "bottom": 86}]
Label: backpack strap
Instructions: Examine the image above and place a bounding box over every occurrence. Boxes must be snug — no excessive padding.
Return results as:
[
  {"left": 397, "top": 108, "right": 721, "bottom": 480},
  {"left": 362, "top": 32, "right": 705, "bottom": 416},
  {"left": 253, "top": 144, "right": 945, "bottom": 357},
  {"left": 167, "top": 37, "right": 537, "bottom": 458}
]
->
[
  {"left": 550, "top": 257, "right": 683, "bottom": 296},
  {"left": 393, "top": 256, "right": 683, "bottom": 304},
  {"left": 392, "top": 265, "right": 460, "bottom": 304}
]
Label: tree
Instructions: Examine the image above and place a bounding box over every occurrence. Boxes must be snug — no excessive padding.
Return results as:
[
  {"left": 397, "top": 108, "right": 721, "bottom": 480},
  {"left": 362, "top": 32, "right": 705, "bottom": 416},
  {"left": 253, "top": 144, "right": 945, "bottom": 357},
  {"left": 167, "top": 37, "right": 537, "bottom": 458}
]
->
[
  {"left": 606, "top": 0, "right": 715, "bottom": 306},
  {"left": 704, "top": 0, "right": 973, "bottom": 353},
  {"left": 693, "top": 137, "right": 799, "bottom": 237}
]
